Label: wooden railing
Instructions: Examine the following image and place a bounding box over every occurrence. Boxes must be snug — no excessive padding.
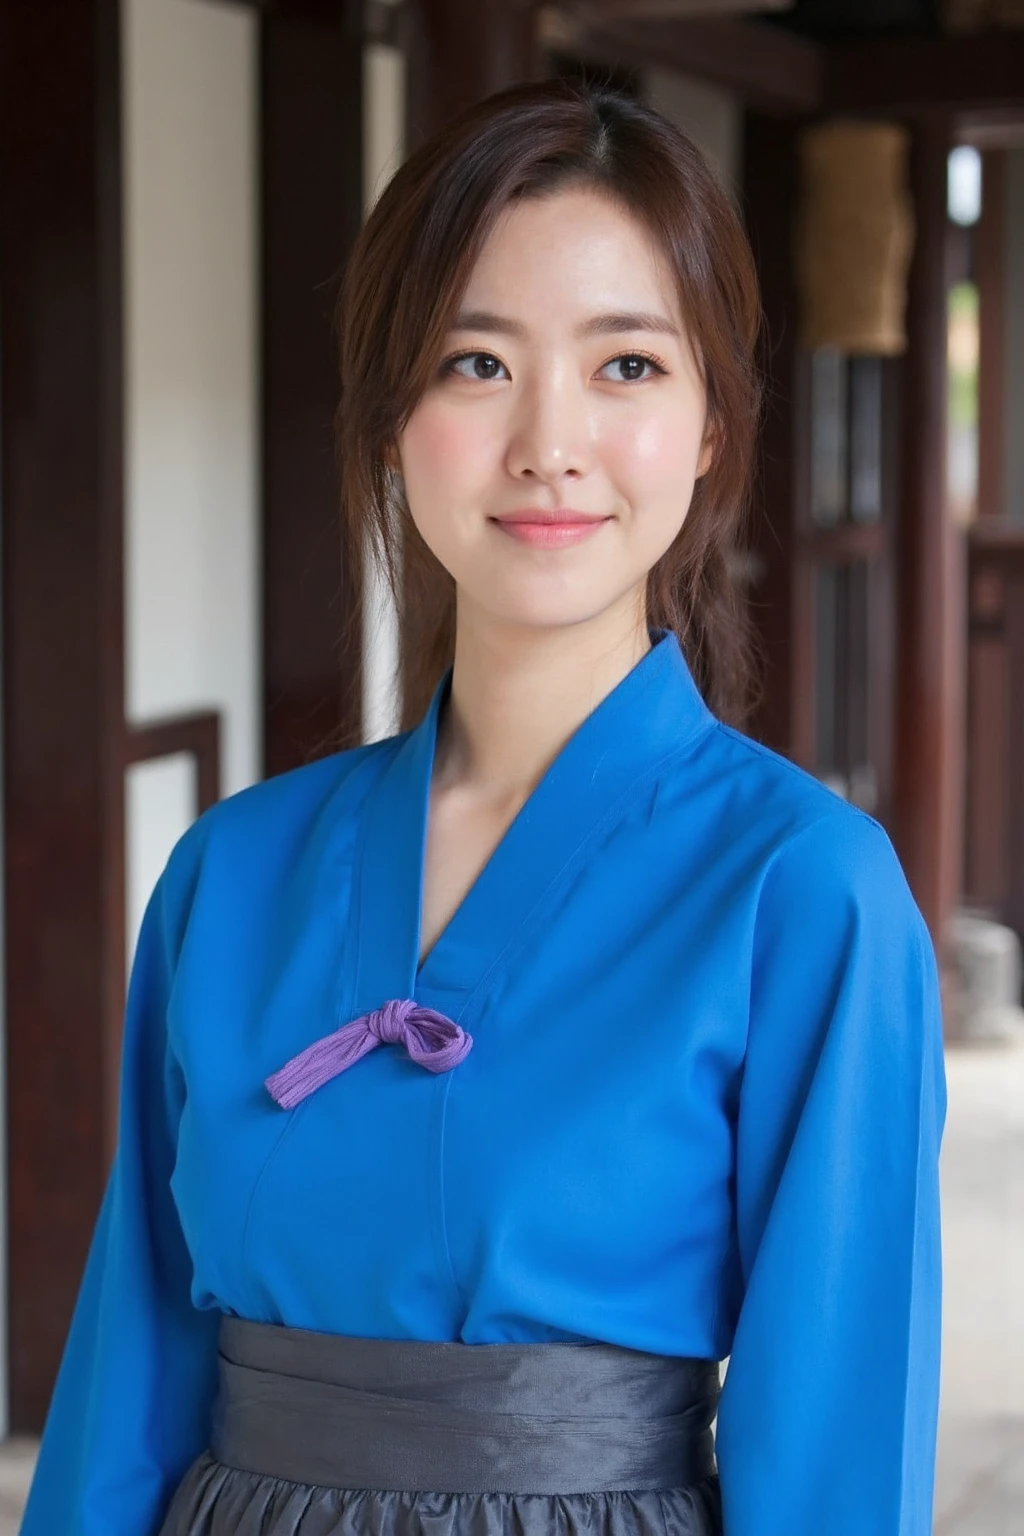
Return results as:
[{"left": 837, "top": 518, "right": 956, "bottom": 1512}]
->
[
  {"left": 122, "top": 709, "right": 222, "bottom": 815},
  {"left": 965, "top": 519, "right": 1024, "bottom": 939}
]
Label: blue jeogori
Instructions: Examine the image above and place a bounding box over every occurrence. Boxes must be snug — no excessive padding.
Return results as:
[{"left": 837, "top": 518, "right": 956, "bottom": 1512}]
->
[{"left": 21, "top": 628, "right": 946, "bottom": 1536}]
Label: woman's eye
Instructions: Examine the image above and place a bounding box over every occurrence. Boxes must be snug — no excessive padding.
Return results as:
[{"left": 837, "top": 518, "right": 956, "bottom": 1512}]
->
[
  {"left": 442, "top": 351, "right": 509, "bottom": 382},
  {"left": 598, "top": 352, "right": 667, "bottom": 383},
  {"left": 440, "top": 350, "right": 666, "bottom": 384}
]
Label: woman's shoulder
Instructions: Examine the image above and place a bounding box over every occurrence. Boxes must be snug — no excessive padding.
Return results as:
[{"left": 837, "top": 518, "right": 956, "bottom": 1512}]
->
[
  {"left": 157, "top": 733, "right": 404, "bottom": 926},
  {"left": 695, "top": 720, "right": 919, "bottom": 922},
  {"left": 205, "top": 733, "right": 399, "bottom": 832},
  {"left": 688, "top": 733, "right": 941, "bottom": 1062}
]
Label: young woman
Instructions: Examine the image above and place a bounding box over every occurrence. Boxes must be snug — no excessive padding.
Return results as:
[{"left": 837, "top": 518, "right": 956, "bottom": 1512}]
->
[{"left": 21, "top": 78, "right": 946, "bottom": 1536}]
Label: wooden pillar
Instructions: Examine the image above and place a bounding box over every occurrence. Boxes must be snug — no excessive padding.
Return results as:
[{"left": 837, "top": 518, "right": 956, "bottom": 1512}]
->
[
  {"left": 261, "top": 5, "right": 366, "bottom": 775},
  {"left": 741, "top": 114, "right": 811, "bottom": 761},
  {"left": 892, "top": 112, "right": 966, "bottom": 989},
  {"left": 0, "top": 0, "right": 126, "bottom": 1429},
  {"left": 977, "top": 146, "right": 1006, "bottom": 522},
  {"left": 406, "top": 0, "right": 541, "bottom": 151}
]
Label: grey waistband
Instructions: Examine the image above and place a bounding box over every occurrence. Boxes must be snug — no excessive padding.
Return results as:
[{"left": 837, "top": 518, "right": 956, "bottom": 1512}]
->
[{"left": 211, "top": 1316, "right": 720, "bottom": 1496}]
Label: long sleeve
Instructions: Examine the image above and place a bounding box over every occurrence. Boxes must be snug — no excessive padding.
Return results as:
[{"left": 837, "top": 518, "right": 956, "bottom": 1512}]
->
[
  {"left": 20, "top": 847, "right": 222, "bottom": 1535},
  {"left": 714, "top": 813, "right": 947, "bottom": 1536}
]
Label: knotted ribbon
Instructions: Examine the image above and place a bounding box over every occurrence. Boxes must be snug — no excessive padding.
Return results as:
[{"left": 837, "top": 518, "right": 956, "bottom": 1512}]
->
[{"left": 265, "top": 998, "right": 474, "bottom": 1110}]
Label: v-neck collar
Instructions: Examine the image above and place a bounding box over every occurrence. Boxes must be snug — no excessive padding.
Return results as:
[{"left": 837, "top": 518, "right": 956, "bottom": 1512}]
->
[{"left": 344, "top": 629, "right": 715, "bottom": 1021}]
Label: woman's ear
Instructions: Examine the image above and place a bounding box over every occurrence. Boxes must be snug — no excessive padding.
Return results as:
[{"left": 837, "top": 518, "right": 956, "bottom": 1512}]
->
[{"left": 696, "top": 424, "right": 717, "bottom": 480}]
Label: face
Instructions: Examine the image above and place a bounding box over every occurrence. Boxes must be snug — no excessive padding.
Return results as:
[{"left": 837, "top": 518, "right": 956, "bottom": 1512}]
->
[{"left": 394, "top": 186, "right": 713, "bottom": 638}]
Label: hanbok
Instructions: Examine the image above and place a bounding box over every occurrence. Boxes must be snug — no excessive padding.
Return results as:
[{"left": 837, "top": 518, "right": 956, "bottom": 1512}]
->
[{"left": 20, "top": 627, "right": 946, "bottom": 1536}]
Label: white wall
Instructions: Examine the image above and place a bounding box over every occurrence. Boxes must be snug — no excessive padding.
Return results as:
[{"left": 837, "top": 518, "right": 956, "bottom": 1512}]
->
[
  {"left": 122, "top": 0, "right": 260, "bottom": 955},
  {"left": 361, "top": 12, "right": 405, "bottom": 744},
  {"left": 1005, "top": 145, "right": 1024, "bottom": 522},
  {"left": 644, "top": 67, "right": 742, "bottom": 202}
]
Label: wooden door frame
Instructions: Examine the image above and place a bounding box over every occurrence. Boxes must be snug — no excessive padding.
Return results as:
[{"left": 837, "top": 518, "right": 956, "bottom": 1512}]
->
[
  {"left": 260, "top": 3, "right": 367, "bottom": 774},
  {"left": 0, "top": 0, "right": 126, "bottom": 1431}
]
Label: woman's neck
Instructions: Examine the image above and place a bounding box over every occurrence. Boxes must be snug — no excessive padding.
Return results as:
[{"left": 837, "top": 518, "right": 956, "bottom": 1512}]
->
[{"left": 432, "top": 596, "right": 652, "bottom": 804}]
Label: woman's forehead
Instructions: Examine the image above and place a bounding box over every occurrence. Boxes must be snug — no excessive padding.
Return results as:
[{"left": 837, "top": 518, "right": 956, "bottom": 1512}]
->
[{"left": 456, "top": 188, "right": 683, "bottom": 326}]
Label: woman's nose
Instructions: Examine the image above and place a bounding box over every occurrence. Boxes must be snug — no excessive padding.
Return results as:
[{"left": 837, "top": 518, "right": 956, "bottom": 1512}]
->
[{"left": 505, "top": 373, "right": 594, "bottom": 484}]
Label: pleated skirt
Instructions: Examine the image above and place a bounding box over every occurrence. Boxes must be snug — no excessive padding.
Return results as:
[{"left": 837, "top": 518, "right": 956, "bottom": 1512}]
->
[{"left": 159, "top": 1316, "right": 724, "bottom": 1536}]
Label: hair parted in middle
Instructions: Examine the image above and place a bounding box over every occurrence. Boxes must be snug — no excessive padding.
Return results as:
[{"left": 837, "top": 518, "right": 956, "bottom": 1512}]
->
[{"left": 336, "top": 75, "right": 764, "bottom": 734}]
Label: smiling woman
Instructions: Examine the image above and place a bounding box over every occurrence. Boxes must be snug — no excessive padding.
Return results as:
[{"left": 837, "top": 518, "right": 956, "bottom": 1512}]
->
[
  {"left": 395, "top": 189, "right": 715, "bottom": 638},
  {"left": 337, "top": 78, "right": 763, "bottom": 730},
  {"left": 20, "top": 76, "right": 944, "bottom": 1536}
]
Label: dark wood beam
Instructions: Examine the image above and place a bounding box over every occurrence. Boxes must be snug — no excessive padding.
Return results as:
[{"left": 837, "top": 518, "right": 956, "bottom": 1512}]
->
[
  {"left": 543, "top": 12, "right": 824, "bottom": 114},
  {"left": 742, "top": 115, "right": 810, "bottom": 759},
  {"left": 797, "top": 522, "right": 888, "bottom": 565},
  {"left": 965, "top": 523, "right": 1024, "bottom": 938},
  {"left": 977, "top": 147, "right": 1006, "bottom": 520},
  {"left": 957, "top": 110, "right": 1024, "bottom": 148},
  {"left": 891, "top": 112, "right": 966, "bottom": 999},
  {"left": 968, "top": 517, "right": 1024, "bottom": 554},
  {"left": 571, "top": 0, "right": 795, "bottom": 16},
  {"left": 406, "top": 0, "right": 542, "bottom": 149},
  {"left": 236, "top": 0, "right": 406, "bottom": 45},
  {"left": 0, "top": 0, "right": 125, "bottom": 1431},
  {"left": 829, "top": 33, "right": 1024, "bottom": 114},
  {"left": 261, "top": 6, "right": 366, "bottom": 774}
]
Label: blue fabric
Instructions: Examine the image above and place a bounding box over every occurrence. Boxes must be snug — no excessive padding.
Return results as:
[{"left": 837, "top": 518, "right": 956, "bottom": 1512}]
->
[{"left": 21, "top": 629, "right": 946, "bottom": 1536}]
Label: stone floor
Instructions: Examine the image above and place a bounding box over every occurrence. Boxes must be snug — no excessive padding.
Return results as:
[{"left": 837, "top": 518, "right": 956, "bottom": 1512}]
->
[
  {"left": 932, "top": 1034, "right": 1024, "bottom": 1535},
  {"left": 0, "top": 1036, "right": 1021, "bottom": 1534},
  {"left": 0, "top": 1440, "right": 34, "bottom": 1535}
]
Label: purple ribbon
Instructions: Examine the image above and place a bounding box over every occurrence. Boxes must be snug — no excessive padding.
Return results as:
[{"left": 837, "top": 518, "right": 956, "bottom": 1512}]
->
[{"left": 265, "top": 998, "right": 474, "bottom": 1110}]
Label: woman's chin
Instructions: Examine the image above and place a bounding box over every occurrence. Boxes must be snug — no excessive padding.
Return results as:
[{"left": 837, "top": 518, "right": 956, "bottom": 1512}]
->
[{"left": 458, "top": 581, "right": 643, "bottom": 637}]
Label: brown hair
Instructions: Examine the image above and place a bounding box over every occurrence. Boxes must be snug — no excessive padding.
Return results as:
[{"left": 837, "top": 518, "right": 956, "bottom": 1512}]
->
[{"left": 337, "top": 76, "right": 763, "bottom": 733}]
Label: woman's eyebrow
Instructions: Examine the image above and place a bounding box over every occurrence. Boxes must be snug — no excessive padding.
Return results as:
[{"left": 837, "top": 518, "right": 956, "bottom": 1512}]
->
[{"left": 450, "top": 309, "right": 681, "bottom": 339}]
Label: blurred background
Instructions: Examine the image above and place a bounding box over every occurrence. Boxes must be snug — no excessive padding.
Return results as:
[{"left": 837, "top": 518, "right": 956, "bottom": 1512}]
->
[{"left": 0, "top": 0, "right": 1022, "bottom": 1529}]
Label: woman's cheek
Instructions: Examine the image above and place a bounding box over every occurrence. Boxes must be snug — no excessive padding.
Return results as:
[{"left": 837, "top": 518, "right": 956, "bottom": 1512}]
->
[
  {"left": 400, "top": 406, "right": 501, "bottom": 571},
  {"left": 603, "top": 412, "right": 701, "bottom": 492},
  {"left": 403, "top": 402, "right": 468, "bottom": 479}
]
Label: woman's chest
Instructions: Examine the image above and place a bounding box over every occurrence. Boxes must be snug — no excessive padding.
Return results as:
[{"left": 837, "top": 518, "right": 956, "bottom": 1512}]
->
[
  {"left": 417, "top": 779, "right": 526, "bottom": 967},
  {"left": 167, "top": 857, "right": 753, "bottom": 1323}
]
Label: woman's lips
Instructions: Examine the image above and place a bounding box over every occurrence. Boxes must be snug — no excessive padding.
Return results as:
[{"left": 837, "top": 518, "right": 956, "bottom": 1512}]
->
[{"left": 490, "top": 515, "right": 611, "bottom": 548}]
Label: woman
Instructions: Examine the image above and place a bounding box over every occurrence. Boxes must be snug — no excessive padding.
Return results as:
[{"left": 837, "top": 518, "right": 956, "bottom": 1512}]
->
[{"left": 21, "top": 78, "right": 945, "bottom": 1536}]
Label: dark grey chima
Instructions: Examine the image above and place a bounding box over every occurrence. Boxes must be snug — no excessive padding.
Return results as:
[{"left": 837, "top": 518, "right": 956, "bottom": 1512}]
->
[{"left": 159, "top": 1316, "right": 723, "bottom": 1536}]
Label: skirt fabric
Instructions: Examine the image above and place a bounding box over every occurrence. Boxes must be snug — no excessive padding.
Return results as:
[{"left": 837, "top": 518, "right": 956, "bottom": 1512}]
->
[{"left": 159, "top": 1316, "right": 724, "bottom": 1536}]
